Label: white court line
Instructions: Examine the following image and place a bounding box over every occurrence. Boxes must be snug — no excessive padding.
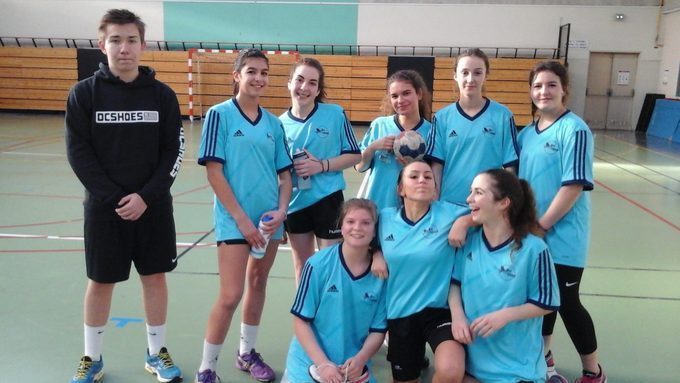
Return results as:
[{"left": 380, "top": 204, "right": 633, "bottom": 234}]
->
[
  {"left": 0, "top": 151, "right": 66, "bottom": 157},
  {"left": 0, "top": 233, "right": 292, "bottom": 251}
]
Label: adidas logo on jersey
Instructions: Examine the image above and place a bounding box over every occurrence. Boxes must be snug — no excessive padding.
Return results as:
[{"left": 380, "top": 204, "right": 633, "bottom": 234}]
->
[
  {"left": 233, "top": 130, "right": 244, "bottom": 137},
  {"left": 327, "top": 285, "right": 339, "bottom": 293},
  {"left": 384, "top": 234, "right": 395, "bottom": 241},
  {"left": 423, "top": 227, "right": 438, "bottom": 236},
  {"left": 448, "top": 130, "right": 458, "bottom": 138},
  {"left": 466, "top": 252, "right": 473, "bottom": 260}
]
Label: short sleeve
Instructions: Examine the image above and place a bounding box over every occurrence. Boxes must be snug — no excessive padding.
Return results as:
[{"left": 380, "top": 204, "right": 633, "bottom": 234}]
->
[
  {"left": 451, "top": 246, "right": 465, "bottom": 285},
  {"left": 560, "top": 127, "right": 594, "bottom": 190},
  {"left": 527, "top": 246, "right": 560, "bottom": 310},
  {"left": 502, "top": 115, "right": 520, "bottom": 168},
  {"left": 274, "top": 121, "right": 294, "bottom": 173},
  {"left": 425, "top": 114, "right": 444, "bottom": 164},
  {"left": 369, "top": 287, "right": 388, "bottom": 333},
  {"left": 339, "top": 110, "right": 360, "bottom": 154},
  {"left": 197, "top": 108, "right": 227, "bottom": 165},
  {"left": 290, "top": 261, "right": 322, "bottom": 321}
]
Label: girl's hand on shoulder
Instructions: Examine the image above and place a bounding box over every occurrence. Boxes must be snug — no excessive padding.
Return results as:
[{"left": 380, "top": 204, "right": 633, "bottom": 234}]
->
[
  {"left": 236, "top": 216, "right": 264, "bottom": 248},
  {"left": 370, "top": 250, "right": 389, "bottom": 279},
  {"left": 448, "top": 217, "right": 470, "bottom": 247},
  {"left": 451, "top": 317, "right": 473, "bottom": 344},
  {"left": 470, "top": 309, "right": 510, "bottom": 338}
]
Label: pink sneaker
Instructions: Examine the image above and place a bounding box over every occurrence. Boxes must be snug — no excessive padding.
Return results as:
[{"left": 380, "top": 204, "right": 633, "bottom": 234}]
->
[
  {"left": 235, "top": 349, "right": 275, "bottom": 382},
  {"left": 575, "top": 365, "right": 607, "bottom": 383}
]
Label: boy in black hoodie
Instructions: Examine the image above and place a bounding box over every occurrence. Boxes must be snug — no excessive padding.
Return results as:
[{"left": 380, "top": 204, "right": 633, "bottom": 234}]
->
[{"left": 65, "top": 9, "right": 184, "bottom": 383}]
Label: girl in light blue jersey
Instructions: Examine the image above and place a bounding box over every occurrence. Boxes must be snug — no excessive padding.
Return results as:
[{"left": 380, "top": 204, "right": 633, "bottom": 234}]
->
[
  {"left": 378, "top": 161, "right": 468, "bottom": 383},
  {"left": 449, "top": 169, "right": 559, "bottom": 383},
  {"left": 518, "top": 61, "right": 606, "bottom": 383},
  {"left": 280, "top": 57, "right": 361, "bottom": 285},
  {"left": 426, "top": 48, "right": 519, "bottom": 206},
  {"left": 356, "top": 70, "right": 432, "bottom": 212},
  {"left": 195, "top": 49, "right": 293, "bottom": 383},
  {"left": 284, "top": 199, "right": 386, "bottom": 383}
]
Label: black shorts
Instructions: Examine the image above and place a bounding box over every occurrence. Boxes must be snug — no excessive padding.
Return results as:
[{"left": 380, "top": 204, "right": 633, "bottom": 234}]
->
[
  {"left": 285, "top": 190, "right": 343, "bottom": 239},
  {"left": 387, "top": 307, "right": 454, "bottom": 381},
  {"left": 84, "top": 207, "right": 178, "bottom": 283}
]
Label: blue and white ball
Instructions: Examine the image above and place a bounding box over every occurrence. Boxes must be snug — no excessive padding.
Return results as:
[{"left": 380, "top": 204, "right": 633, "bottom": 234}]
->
[{"left": 393, "top": 130, "right": 426, "bottom": 163}]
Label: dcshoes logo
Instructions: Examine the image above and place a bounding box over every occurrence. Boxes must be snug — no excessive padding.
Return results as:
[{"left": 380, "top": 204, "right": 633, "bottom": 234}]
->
[{"left": 96, "top": 111, "right": 158, "bottom": 123}]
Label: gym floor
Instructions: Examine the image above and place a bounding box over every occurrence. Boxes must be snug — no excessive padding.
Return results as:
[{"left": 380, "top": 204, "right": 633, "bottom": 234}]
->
[{"left": 1, "top": 112, "right": 679, "bottom": 382}]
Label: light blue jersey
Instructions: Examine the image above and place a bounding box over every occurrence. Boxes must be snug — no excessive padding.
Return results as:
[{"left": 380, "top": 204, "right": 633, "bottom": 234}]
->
[
  {"left": 357, "top": 115, "right": 432, "bottom": 211},
  {"left": 287, "top": 244, "right": 387, "bottom": 383},
  {"left": 517, "top": 111, "right": 594, "bottom": 267},
  {"left": 379, "top": 201, "right": 468, "bottom": 319},
  {"left": 280, "top": 103, "right": 360, "bottom": 214},
  {"left": 198, "top": 98, "right": 293, "bottom": 241},
  {"left": 426, "top": 99, "right": 519, "bottom": 205},
  {"left": 452, "top": 228, "right": 559, "bottom": 383}
]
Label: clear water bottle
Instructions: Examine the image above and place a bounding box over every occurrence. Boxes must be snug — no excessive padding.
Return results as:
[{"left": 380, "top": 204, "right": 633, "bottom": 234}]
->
[
  {"left": 293, "top": 150, "right": 312, "bottom": 190},
  {"left": 250, "top": 215, "right": 273, "bottom": 259}
]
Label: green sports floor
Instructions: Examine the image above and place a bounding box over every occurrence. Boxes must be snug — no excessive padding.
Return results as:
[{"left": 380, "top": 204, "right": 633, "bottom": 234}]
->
[{"left": 1, "top": 112, "right": 679, "bottom": 383}]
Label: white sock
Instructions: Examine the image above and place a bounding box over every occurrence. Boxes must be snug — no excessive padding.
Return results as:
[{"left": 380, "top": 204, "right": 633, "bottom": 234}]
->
[
  {"left": 199, "top": 340, "right": 223, "bottom": 372},
  {"left": 146, "top": 324, "right": 166, "bottom": 356},
  {"left": 84, "top": 324, "right": 105, "bottom": 361},
  {"left": 239, "top": 323, "right": 259, "bottom": 355}
]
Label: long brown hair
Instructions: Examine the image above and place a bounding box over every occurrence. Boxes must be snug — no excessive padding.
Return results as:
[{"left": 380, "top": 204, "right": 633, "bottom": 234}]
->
[
  {"left": 528, "top": 60, "right": 570, "bottom": 118},
  {"left": 289, "top": 57, "right": 327, "bottom": 103},
  {"left": 233, "top": 48, "right": 269, "bottom": 96},
  {"left": 481, "top": 169, "right": 541, "bottom": 250},
  {"left": 381, "top": 70, "right": 432, "bottom": 120}
]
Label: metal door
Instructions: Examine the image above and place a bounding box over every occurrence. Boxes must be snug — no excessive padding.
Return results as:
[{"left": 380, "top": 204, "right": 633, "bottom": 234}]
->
[{"left": 584, "top": 52, "right": 638, "bottom": 130}]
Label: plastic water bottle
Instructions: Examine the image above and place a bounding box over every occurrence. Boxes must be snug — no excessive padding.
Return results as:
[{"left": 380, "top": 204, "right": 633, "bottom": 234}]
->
[
  {"left": 250, "top": 215, "right": 273, "bottom": 259},
  {"left": 293, "top": 150, "right": 312, "bottom": 190}
]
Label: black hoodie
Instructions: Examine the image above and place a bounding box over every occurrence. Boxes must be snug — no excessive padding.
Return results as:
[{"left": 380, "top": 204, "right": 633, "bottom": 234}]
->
[{"left": 65, "top": 63, "right": 184, "bottom": 215}]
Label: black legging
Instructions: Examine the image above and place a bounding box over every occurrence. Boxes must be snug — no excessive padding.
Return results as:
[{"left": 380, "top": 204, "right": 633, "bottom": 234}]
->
[{"left": 542, "top": 264, "right": 598, "bottom": 355}]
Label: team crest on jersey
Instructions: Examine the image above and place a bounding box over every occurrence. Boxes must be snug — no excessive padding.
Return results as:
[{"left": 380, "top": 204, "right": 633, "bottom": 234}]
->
[
  {"left": 448, "top": 129, "right": 458, "bottom": 138},
  {"left": 315, "top": 126, "right": 330, "bottom": 138},
  {"left": 95, "top": 110, "right": 158, "bottom": 123},
  {"left": 363, "top": 292, "right": 378, "bottom": 303},
  {"left": 266, "top": 132, "right": 275, "bottom": 142},
  {"left": 543, "top": 141, "right": 559, "bottom": 154},
  {"left": 377, "top": 151, "right": 392, "bottom": 163},
  {"left": 422, "top": 227, "right": 438, "bottom": 236},
  {"left": 498, "top": 264, "right": 516, "bottom": 280},
  {"left": 482, "top": 126, "right": 496, "bottom": 136}
]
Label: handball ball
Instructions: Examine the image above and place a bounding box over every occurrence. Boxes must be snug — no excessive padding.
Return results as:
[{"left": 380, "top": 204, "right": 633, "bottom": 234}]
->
[{"left": 393, "top": 130, "right": 426, "bottom": 163}]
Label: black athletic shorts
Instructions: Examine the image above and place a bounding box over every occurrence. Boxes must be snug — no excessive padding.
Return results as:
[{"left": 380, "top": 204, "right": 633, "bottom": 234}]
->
[
  {"left": 84, "top": 206, "right": 178, "bottom": 283},
  {"left": 387, "top": 307, "right": 454, "bottom": 381},
  {"left": 285, "top": 190, "right": 343, "bottom": 239}
]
